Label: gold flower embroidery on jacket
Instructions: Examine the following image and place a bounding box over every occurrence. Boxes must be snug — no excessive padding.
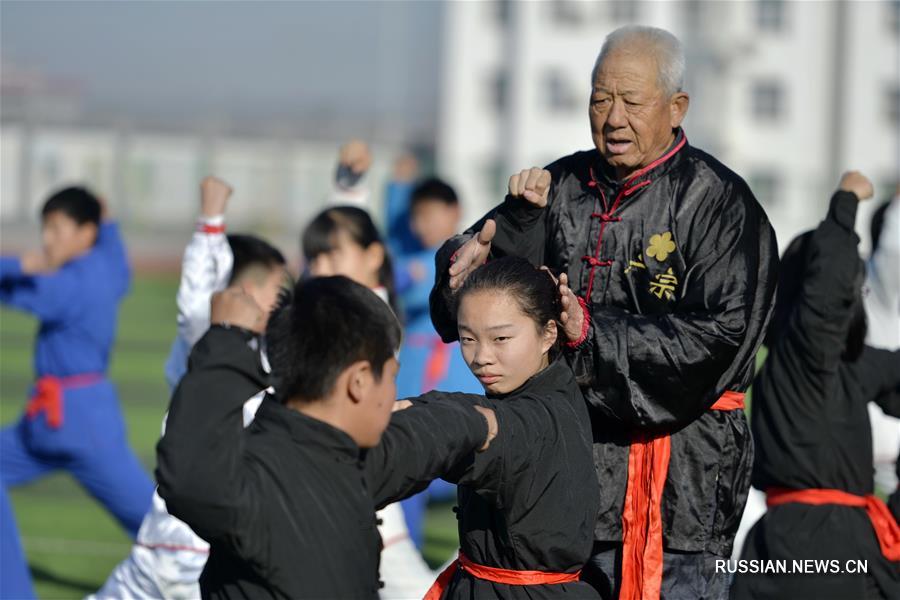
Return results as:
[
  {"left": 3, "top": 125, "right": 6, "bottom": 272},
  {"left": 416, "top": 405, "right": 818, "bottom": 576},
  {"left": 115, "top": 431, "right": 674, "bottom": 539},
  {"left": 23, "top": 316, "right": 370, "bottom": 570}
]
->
[{"left": 646, "top": 232, "right": 676, "bottom": 262}]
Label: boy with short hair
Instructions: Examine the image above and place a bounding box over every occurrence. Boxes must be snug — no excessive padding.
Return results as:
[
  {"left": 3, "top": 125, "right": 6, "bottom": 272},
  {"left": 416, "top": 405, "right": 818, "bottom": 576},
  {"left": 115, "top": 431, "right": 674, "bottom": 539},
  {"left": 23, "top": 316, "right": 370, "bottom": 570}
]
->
[
  {"left": 0, "top": 187, "right": 155, "bottom": 599},
  {"left": 164, "top": 176, "right": 287, "bottom": 390},
  {"left": 394, "top": 176, "right": 483, "bottom": 546},
  {"left": 157, "top": 277, "right": 496, "bottom": 599}
]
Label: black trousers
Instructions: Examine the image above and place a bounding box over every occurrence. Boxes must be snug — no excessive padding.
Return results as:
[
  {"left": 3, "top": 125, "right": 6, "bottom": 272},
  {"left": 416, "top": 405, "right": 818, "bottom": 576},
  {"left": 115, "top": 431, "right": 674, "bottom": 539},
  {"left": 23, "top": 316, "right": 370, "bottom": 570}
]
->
[{"left": 581, "top": 542, "right": 730, "bottom": 600}]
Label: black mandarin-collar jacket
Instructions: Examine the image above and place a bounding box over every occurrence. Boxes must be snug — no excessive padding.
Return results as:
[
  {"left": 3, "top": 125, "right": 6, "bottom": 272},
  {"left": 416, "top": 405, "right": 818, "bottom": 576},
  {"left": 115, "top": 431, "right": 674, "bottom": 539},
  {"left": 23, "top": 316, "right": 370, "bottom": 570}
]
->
[{"left": 431, "top": 131, "right": 779, "bottom": 554}]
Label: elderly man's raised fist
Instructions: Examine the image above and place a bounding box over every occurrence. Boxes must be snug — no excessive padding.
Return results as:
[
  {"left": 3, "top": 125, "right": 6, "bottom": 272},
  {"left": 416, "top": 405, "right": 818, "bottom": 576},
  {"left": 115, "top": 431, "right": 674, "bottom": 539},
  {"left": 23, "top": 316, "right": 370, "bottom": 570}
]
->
[{"left": 508, "top": 168, "right": 551, "bottom": 208}]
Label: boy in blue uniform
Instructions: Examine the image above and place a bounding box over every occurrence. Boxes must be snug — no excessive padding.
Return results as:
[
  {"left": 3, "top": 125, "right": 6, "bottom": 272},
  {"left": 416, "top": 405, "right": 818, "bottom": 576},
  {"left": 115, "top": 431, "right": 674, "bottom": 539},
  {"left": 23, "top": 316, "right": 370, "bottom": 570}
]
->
[
  {"left": 391, "top": 177, "right": 482, "bottom": 547},
  {"left": 395, "top": 178, "right": 482, "bottom": 400},
  {"left": 0, "top": 187, "right": 154, "bottom": 598}
]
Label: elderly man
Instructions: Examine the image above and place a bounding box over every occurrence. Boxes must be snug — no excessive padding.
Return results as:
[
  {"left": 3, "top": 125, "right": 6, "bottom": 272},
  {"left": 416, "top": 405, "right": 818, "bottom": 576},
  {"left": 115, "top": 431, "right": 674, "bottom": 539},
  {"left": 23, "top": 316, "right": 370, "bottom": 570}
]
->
[{"left": 430, "top": 25, "right": 778, "bottom": 600}]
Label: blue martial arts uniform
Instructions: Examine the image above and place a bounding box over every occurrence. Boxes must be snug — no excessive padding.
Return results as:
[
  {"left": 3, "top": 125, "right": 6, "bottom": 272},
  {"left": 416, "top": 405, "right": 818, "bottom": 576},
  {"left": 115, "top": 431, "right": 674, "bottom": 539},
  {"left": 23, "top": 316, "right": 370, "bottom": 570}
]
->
[
  {"left": 0, "top": 222, "right": 154, "bottom": 598},
  {"left": 385, "top": 180, "right": 423, "bottom": 259}
]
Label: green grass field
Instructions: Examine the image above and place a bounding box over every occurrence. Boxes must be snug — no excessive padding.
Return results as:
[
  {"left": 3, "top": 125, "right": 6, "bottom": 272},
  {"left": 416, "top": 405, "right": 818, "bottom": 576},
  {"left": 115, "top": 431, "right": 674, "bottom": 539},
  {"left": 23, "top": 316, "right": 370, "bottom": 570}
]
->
[{"left": 0, "top": 274, "right": 459, "bottom": 599}]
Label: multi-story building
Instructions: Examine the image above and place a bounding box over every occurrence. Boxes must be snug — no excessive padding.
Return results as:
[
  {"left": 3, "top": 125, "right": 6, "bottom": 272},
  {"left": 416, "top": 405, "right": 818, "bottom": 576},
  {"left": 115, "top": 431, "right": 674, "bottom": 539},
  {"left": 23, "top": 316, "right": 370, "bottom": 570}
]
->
[
  {"left": 437, "top": 0, "right": 900, "bottom": 251},
  {"left": 3, "top": 1, "right": 897, "bottom": 255}
]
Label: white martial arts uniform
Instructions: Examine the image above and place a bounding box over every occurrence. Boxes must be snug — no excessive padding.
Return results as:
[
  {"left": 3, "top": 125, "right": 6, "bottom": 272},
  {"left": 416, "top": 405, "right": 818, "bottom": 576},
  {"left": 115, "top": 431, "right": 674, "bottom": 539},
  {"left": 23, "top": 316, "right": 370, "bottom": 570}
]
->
[
  {"left": 865, "top": 195, "right": 900, "bottom": 496},
  {"left": 91, "top": 214, "right": 233, "bottom": 600}
]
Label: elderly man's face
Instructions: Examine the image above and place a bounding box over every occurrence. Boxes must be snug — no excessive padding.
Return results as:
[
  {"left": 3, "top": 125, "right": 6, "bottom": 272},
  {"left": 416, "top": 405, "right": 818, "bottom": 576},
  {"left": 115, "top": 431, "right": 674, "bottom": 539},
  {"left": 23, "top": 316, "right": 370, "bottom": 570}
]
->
[{"left": 589, "top": 48, "right": 689, "bottom": 180}]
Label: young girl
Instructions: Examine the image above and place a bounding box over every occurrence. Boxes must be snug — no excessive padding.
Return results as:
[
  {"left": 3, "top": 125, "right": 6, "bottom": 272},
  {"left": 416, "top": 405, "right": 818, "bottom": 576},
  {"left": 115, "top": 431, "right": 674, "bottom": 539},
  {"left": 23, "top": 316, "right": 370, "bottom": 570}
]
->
[
  {"left": 420, "top": 256, "right": 600, "bottom": 600},
  {"left": 301, "top": 205, "right": 436, "bottom": 600},
  {"left": 302, "top": 205, "right": 398, "bottom": 312}
]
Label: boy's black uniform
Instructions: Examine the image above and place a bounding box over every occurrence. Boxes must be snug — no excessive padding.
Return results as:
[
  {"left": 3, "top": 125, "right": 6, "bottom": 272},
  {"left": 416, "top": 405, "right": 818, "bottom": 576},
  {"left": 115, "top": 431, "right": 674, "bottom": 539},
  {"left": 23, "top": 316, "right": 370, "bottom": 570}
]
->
[
  {"left": 431, "top": 131, "right": 778, "bottom": 597},
  {"left": 731, "top": 192, "right": 900, "bottom": 600},
  {"left": 426, "top": 359, "right": 600, "bottom": 599},
  {"left": 156, "top": 326, "right": 489, "bottom": 599}
]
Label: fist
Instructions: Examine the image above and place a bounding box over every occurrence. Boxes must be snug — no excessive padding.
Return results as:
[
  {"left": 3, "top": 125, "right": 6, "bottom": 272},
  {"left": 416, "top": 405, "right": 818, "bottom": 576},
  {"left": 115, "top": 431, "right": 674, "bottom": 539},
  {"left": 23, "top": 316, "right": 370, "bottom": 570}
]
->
[
  {"left": 408, "top": 260, "right": 428, "bottom": 283},
  {"left": 200, "top": 176, "right": 233, "bottom": 217},
  {"left": 392, "top": 154, "right": 419, "bottom": 183},
  {"left": 20, "top": 250, "right": 49, "bottom": 274},
  {"left": 97, "top": 195, "right": 110, "bottom": 220},
  {"left": 473, "top": 405, "right": 498, "bottom": 452},
  {"left": 339, "top": 139, "right": 372, "bottom": 175},
  {"left": 839, "top": 171, "right": 873, "bottom": 201},
  {"left": 211, "top": 287, "right": 265, "bottom": 333},
  {"left": 508, "top": 168, "right": 551, "bottom": 208},
  {"left": 392, "top": 400, "right": 413, "bottom": 413}
]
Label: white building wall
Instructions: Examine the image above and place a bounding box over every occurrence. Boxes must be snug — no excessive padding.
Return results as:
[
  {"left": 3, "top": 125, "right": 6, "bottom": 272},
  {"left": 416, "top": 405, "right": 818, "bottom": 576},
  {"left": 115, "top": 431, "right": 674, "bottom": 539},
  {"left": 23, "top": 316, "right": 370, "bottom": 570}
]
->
[
  {"left": 28, "top": 128, "right": 117, "bottom": 216},
  {"left": 0, "top": 124, "right": 401, "bottom": 248},
  {"left": 721, "top": 1, "right": 839, "bottom": 249},
  {"left": 438, "top": 0, "right": 899, "bottom": 252},
  {"left": 842, "top": 0, "right": 900, "bottom": 253},
  {"left": 0, "top": 126, "right": 22, "bottom": 223},
  {"left": 436, "top": 1, "right": 506, "bottom": 224},
  {"left": 123, "top": 133, "right": 202, "bottom": 226}
]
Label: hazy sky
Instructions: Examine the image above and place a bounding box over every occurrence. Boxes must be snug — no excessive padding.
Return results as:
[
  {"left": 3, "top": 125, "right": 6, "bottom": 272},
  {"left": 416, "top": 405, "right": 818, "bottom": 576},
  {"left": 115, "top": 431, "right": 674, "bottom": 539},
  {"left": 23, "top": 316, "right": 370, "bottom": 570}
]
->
[{"left": 1, "top": 1, "right": 443, "bottom": 140}]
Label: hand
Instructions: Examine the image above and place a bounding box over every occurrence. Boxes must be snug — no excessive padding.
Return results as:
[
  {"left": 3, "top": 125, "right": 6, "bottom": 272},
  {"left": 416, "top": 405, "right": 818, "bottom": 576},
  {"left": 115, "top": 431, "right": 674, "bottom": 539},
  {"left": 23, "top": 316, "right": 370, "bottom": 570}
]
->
[
  {"left": 392, "top": 153, "right": 419, "bottom": 182},
  {"left": 448, "top": 220, "right": 495, "bottom": 290},
  {"left": 508, "top": 167, "right": 551, "bottom": 208},
  {"left": 97, "top": 195, "right": 110, "bottom": 221},
  {"left": 200, "top": 176, "right": 233, "bottom": 218},
  {"left": 339, "top": 139, "right": 372, "bottom": 176},
  {"left": 20, "top": 250, "right": 49, "bottom": 274},
  {"left": 473, "top": 405, "right": 498, "bottom": 452},
  {"left": 558, "top": 273, "right": 584, "bottom": 343},
  {"left": 408, "top": 261, "right": 427, "bottom": 282},
  {"left": 211, "top": 287, "right": 265, "bottom": 333},
  {"left": 392, "top": 400, "right": 413, "bottom": 412},
  {"left": 839, "top": 171, "right": 873, "bottom": 201}
]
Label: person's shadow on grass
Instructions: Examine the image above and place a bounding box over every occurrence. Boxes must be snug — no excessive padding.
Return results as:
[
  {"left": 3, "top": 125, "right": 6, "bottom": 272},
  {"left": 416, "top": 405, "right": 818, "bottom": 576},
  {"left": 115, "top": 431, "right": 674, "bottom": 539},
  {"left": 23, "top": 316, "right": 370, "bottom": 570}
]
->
[{"left": 30, "top": 563, "right": 99, "bottom": 596}]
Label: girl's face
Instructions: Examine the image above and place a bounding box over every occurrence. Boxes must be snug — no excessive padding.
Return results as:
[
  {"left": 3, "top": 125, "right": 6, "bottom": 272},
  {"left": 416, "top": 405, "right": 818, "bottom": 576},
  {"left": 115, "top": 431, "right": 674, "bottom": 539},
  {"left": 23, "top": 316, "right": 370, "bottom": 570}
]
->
[
  {"left": 457, "top": 289, "right": 557, "bottom": 395},
  {"left": 308, "top": 229, "right": 383, "bottom": 290}
]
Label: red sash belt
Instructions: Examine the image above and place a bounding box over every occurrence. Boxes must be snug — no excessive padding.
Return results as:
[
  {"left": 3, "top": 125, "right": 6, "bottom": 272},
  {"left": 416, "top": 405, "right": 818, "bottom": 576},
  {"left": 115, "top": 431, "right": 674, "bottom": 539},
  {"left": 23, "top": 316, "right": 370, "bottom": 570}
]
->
[
  {"left": 423, "top": 552, "right": 580, "bottom": 600},
  {"left": 25, "top": 373, "right": 104, "bottom": 429},
  {"left": 620, "top": 390, "right": 745, "bottom": 600},
  {"left": 766, "top": 487, "right": 900, "bottom": 562}
]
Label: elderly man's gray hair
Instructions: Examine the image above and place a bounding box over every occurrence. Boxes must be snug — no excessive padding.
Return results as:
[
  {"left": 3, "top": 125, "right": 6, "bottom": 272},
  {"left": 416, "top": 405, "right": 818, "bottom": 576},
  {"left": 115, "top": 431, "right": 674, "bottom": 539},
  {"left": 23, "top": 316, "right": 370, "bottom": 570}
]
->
[{"left": 592, "top": 25, "right": 685, "bottom": 97}]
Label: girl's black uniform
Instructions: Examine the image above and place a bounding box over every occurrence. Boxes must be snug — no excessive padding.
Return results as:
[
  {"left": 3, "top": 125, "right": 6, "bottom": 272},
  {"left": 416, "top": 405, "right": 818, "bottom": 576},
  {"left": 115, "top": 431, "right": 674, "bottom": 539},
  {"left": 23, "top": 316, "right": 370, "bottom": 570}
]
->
[{"left": 425, "top": 359, "right": 601, "bottom": 600}]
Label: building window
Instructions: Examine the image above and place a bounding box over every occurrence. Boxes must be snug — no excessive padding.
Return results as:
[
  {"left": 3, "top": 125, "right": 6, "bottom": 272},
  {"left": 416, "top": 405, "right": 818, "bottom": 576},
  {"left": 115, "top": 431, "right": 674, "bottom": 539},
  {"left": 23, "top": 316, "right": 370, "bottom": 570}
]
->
[
  {"left": 485, "top": 159, "right": 506, "bottom": 199},
  {"left": 490, "top": 0, "right": 511, "bottom": 27},
  {"left": 40, "top": 155, "right": 60, "bottom": 182},
  {"left": 889, "top": 1, "right": 900, "bottom": 36},
  {"left": 748, "top": 171, "right": 781, "bottom": 206},
  {"left": 543, "top": 70, "right": 579, "bottom": 113},
  {"left": 488, "top": 69, "right": 508, "bottom": 113},
  {"left": 609, "top": 0, "right": 640, "bottom": 23},
  {"left": 756, "top": 0, "right": 785, "bottom": 32},
  {"left": 550, "top": 0, "right": 583, "bottom": 26},
  {"left": 886, "top": 84, "right": 900, "bottom": 127},
  {"left": 684, "top": 0, "right": 703, "bottom": 26},
  {"left": 751, "top": 80, "right": 785, "bottom": 121}
]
